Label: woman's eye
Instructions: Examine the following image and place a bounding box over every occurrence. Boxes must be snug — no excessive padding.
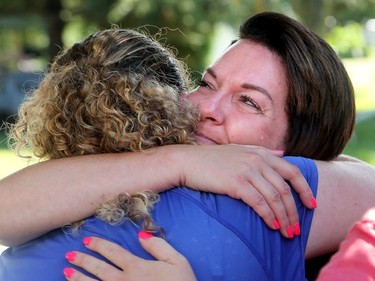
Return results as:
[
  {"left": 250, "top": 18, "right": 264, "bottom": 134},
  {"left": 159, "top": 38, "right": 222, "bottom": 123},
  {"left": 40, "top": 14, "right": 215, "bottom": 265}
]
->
[
  {"left": 240, "top": 95, "right": 261, "bottom": 110},
  {"left": 198, "top": 80, "right": 210, "bottom": 88}
]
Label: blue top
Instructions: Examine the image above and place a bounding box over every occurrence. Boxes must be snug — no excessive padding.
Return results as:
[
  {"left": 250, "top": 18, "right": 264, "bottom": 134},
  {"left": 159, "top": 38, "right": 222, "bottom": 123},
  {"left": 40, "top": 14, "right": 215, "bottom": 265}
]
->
[{"left": 0, "top": 156, "right": 318, "bottom": 281}]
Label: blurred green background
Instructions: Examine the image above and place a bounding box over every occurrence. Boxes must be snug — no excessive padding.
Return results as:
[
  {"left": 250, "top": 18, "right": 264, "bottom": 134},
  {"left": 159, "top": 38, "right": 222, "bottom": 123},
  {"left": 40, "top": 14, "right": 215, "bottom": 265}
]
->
[{"left": 1, "top": 0, "right": 375, "bottom": 180}]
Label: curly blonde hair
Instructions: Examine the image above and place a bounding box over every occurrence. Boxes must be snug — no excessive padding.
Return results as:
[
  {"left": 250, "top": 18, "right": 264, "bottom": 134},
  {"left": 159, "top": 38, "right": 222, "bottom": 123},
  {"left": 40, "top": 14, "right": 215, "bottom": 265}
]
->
[{"left": 9, "top": 28, "right": 199, "bottom": 233}]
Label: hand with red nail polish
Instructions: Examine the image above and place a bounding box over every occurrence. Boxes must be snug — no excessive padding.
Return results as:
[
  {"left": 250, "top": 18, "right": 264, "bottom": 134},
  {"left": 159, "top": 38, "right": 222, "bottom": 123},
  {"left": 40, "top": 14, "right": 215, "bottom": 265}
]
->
[{"left": 63, "top": 236, "right": 197, "bottom": 281}]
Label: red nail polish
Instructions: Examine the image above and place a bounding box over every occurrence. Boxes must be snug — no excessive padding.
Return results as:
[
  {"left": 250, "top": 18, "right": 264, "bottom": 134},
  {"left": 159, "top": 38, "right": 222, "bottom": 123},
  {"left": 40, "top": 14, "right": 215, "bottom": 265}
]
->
[
  {"left": 273, "top": 150, "right": 285, "bottom": 155},
  {"left": 83, "top": 237, "right": 92, "bottom": 246},
  {"left": 310, "top": 197, "right": 317, "bottom": 209},
  {"left": 273, "top": 219, "right": 280, "bottom": 230},
  {"left": 287, "top": 226, "right": 294, "bottom": 238},
  {"left": 138, "top": 230, "right": 154, "bottom": 240},
  {"left": 65, "top": 252, "right": 76, "bottom": 262},
  {"left": 63, "top": 268, "right": 75, "bottom": 278},
  {"left": 294, "top": 222, "right": 301, "bottom": 236}
]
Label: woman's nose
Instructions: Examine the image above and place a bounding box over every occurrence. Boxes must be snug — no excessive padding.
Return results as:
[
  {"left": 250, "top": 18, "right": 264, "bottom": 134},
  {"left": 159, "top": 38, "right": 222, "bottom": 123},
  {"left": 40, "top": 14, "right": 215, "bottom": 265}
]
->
[{"left": 197, "top": 94, "right": 225, "bottom": 124}]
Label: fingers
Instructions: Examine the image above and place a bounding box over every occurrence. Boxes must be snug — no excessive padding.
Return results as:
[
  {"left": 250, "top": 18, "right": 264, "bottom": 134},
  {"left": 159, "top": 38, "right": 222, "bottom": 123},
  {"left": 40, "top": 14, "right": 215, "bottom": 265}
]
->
[
  {"left": 263, "top": 164, "right": 305, "bottom": 237},
  {"left": 65, "top": 237, "right": 137, "bottom": 281},
  {"left": 237, "top": 148, "right": 316, "bottom": 238},
  {"left": 234, "top": 151, "right": 295, "bottom": 238},
  {"left": 138, "top": 231, "right": 197, "bottom": 281},
  {"left": 281, "top": 162, "right": 316, "bottom": 209},
  {"left": 237, "top": 174, "right": 295, "bottom": 238},
  {"left": 65, "top": 250, "right": 125, "bottom": 281},
  {"left": 63, "top": 267, "right": 96, "bottom": 281},
  {"left": 83, "top": 237, "right": 139, "bottom": 269},
  {"left": 138, "top": 231, "right": 188, "bottom": 265},
  {"left": 258, "top": 148, "right": 316, "bottom": 209},
  {"left": 64, "top": 234, "right": 196, "bottom": 281},
  {"left": 246, "top": 171, "right": 296, "bottom": 238}
]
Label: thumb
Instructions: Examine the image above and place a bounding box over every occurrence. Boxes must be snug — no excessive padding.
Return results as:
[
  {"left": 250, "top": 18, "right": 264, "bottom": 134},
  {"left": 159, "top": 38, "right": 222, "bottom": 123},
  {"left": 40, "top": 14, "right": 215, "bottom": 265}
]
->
[{"left": 138, "top": 231, "right": 184, "bottom": 265}]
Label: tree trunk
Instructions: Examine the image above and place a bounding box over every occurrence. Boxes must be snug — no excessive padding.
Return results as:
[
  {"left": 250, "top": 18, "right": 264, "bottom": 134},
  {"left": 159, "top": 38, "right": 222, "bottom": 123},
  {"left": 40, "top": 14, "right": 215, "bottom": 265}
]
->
[{"left": 44, "top": 0, "right": 64, "bottom": 62}]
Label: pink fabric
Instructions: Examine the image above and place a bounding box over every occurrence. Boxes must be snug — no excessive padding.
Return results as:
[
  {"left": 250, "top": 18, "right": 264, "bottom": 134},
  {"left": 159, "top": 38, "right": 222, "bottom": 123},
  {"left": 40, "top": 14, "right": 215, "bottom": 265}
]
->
[{"left": 317, "top": 208, "right": 375, "bottom": 281}]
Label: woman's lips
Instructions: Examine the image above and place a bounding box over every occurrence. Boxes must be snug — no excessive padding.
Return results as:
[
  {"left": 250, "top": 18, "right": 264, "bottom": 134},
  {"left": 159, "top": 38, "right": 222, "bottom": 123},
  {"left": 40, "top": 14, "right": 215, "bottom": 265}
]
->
[{"left": 195, "top": 133, "right": 218, "bottom": 145}]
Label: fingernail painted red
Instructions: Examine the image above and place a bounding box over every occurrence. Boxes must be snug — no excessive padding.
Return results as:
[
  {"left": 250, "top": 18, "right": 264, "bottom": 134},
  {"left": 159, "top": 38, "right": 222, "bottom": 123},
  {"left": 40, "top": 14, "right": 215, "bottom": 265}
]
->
[
  {"left": 138, "top": 230, "right": 154, "bottom": 240},
  {"left": 310, "top": 197, "right": 317, "bottom": 209},
  {"left": 294, "top": 222, "right": 301, "bottom": 236},
  {"left": 287, "top": 226, "right": 294, "bottom": 238},
  {"left": 83, "top": 237, "right": 92, "bottom": 246},
  {"left": 63, "top": 268, "right": 75, "bottom": 278},
  {"left": 273, "top": 219, "right": 280, "bottom": 230},
  {"left": 65, "top": 252, "right": 76, "bottom": 262}
]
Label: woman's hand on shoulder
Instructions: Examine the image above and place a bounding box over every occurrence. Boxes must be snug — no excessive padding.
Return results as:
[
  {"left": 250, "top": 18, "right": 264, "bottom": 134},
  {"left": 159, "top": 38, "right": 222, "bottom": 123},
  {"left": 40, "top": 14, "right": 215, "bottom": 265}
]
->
[
  {"left": 63, "top": 233, "right": 196, "bottom": 281},
  {"left": 173, "top": 144, "right": 316, "bottom": 238}
]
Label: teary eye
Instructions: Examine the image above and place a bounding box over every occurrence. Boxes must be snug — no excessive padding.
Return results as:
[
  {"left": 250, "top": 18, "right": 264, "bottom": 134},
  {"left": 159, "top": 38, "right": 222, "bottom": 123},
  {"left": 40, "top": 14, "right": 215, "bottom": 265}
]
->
[
  {"left": 240, "top": 95, "right": 261, "bottom": 110},
  {"left": 198, "top": 80, "right": 210, "bottom": 88}
]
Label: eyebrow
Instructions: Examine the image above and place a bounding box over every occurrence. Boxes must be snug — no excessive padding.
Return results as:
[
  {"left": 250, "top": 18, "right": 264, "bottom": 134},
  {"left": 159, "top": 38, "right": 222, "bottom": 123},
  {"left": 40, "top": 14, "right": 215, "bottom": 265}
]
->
[{"left": 205, "top": 68, "right": 274, "bottom": 104}]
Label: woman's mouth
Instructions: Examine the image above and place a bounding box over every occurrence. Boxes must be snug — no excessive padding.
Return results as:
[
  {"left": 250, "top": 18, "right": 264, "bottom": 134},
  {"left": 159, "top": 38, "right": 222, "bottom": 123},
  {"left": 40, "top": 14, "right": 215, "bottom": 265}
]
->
[{"left": 195, "top": 133, "right": 218, "bottom": 145}]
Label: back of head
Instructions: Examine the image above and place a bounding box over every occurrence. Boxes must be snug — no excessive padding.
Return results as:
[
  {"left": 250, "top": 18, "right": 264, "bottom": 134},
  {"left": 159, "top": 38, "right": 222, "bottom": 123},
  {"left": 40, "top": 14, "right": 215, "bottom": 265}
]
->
[
  {"left": 11, "top": 29, "right": 198, "bottom": 159},
  {"left": 59, "top": 29, "right": 189, "bottom": 93},
  {"left": 238, "top": 12, "right": 355, "bottom": 160}
]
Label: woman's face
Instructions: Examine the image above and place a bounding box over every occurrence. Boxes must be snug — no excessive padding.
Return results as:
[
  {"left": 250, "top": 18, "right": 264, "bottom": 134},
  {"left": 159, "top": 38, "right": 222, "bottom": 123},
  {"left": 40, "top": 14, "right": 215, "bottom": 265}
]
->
[{"left": 187, "top": 39, "right": 289, "bottom": 150}]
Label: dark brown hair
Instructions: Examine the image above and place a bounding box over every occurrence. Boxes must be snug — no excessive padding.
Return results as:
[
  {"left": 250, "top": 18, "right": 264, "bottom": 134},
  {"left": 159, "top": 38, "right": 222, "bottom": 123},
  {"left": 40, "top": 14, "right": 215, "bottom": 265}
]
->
[{"left": 238, "top": 12, "right": 355, "bottom": 160}]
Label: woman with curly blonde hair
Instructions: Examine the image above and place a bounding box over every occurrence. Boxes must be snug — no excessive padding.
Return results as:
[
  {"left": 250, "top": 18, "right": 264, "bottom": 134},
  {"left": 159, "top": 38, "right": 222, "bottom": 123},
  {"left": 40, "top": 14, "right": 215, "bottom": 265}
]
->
[
  {"left": 10, "top": 28, "right": 198, "bottom": 232},
  {"left": 11, "top": 29, "right": 197, "bottom": 160},
  {"left": 1, "top": 28, "right": 199, "bottom": 280}
]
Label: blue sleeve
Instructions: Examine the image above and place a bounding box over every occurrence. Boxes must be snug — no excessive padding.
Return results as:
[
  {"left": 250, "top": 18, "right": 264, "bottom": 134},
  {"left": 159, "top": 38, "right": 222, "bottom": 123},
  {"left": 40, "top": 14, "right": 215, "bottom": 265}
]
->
[
  {"left": 164, "top": 156, "right": 318, "bottom": 281},
  {"left": 283, "top": 156, "right": 319, "bottom": 198},
  {"left": 283, "top": 156, "right": 319, "bottom": 247}
]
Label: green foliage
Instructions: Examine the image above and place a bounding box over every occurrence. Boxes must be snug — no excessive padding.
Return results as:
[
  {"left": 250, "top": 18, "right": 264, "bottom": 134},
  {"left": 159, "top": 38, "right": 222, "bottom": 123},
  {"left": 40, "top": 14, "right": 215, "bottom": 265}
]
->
[
  {"left": 0, "top": 0, "right": 300, "bottom": 80},
  {"left": 2, "top": 0, "right": 375, "bottom": 75},
  {"left": 325, "top": 22, "right": 369, "bottom": 58},
  {"left": 328, "top": 0, "right": 375, "bottom": 25},
  {"left": 344, "top": 115, "right": 375, "bottom": 165},
  {"left": 100, "top": 0, "right": 276, "bottom": 81},
  {"left": 0, "top": 130, "right": 7, "bottom": 150}
]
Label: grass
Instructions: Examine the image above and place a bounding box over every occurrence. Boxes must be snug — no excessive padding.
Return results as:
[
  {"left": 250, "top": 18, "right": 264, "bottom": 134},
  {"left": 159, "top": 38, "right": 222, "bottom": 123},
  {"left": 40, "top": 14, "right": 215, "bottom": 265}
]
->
[
  {"left": 344, "top": 115, "right": 375, "bottom": 165},
  {"left": 343, "top": 57, "right": 375, "bottom": 111},
  {"left": 342, "top": 56, "right": 375, "bottom": 165}
]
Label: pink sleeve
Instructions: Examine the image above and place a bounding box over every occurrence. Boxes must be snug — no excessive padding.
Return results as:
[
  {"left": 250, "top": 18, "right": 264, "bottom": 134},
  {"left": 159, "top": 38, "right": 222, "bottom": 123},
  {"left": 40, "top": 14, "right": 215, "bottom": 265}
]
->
[{"left": 317, "top": 207, "right": 375, "bottom": 281}]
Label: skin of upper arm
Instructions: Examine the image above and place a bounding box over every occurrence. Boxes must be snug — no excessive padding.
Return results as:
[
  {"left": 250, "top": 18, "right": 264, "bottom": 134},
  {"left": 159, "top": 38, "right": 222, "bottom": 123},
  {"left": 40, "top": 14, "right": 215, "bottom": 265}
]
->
[
  {"left": 0, "top": 147, "right": 182, "bottom": 246},
  {"left": 305, "top": 158, "right": 375, "bottom": 259}
]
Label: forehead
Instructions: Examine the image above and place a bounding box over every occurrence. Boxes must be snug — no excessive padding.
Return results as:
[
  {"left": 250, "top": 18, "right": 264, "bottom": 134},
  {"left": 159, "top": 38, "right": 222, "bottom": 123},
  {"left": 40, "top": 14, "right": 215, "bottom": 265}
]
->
[
  {"left": 210, "top": 39, "right": 288, "bottom": 100},
  {"left": 215, "top": 39, "right": 286, "bottom": 79}
]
